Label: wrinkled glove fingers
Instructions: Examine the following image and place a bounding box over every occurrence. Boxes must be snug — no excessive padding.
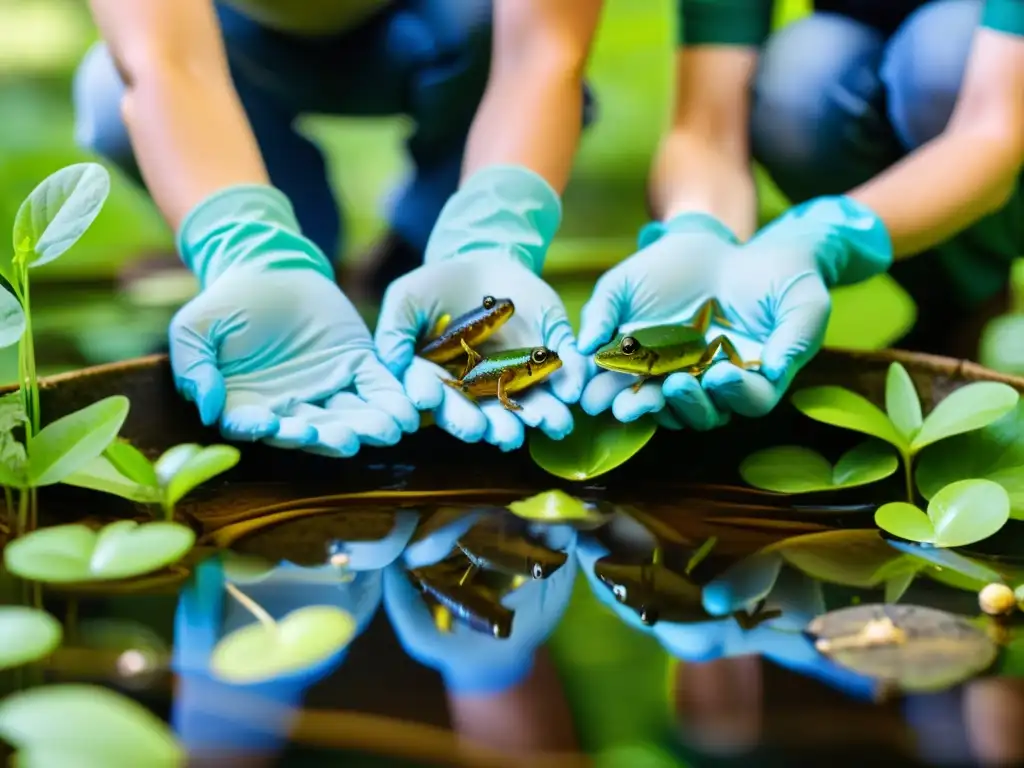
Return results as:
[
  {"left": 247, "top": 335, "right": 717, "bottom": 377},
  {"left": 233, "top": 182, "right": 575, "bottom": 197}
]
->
[
  {"left": 402, "top": 357, "right": 448, "bottom": 412},
  {"left": 662, "top": 373, "right": 730, "bottom": 431},
  {"left": 761, "top": 274, "right": 831, "bottom": 383},
  {"left": 543, "top": 321, "right": 587, "bottom": 405},
  {"left": 374, "top": 284, "right": 430, "bottom": 377},
  {"left": 284, "top": 403, "right": 362, "bottom": 457},
  {"left": 403, "top": 510, "right": 484, "bottom": 570},
  {"left": 321, "top": 393, "right": 403, "bottom": 447},
  {"left": 219, "top": 393, "right": 287, "bottom": 443},
  {"left": 433, "top": 384, "right": 489, "bottom": 444},
  {"left": 347, "top": 352, "right": 420, "bottom": 433},
  {"left": 479, "top": 401, "right": 527, "bottom": 452},
  {"left": 514, "top": 388, "right": 573, "bottom": 441},
  {"left": 580, "top": 371, "right": 637, "bottom": 417},
  {"left": 611, "top": 380, "right": 665, "bottom": 423},
  {"left": 700, "top": 364, "right": 781, "bottom": 419},
  {"left": 168, "top": 312, "right": 227, "bottom": 427}
]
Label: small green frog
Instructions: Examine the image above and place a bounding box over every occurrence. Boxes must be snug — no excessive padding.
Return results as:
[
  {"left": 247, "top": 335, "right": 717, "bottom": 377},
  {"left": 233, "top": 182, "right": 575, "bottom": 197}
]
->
[
  {"left": 594, "top": 298, "right": 760, "bottom": 392},
  {"left": 443, "top": 346, "right": 562, "bottom": 411}
]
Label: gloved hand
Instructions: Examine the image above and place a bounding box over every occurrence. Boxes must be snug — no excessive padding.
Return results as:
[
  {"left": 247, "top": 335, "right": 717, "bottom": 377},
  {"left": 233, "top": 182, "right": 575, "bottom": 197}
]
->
[
  {"left": 577, "top": 199, "right": 891, "bottom": 429},
  {"left": 171, "top": 511, "right": 419, "bottom": 755},
  {"left": 374, "top": 166, "right": 589, "bottom": 452},
  {"left": 169, "top": 185, "right": 419, "bottom": 455},
  {"left": 383, "top": 511, "right": 578, "bottom": 695}
]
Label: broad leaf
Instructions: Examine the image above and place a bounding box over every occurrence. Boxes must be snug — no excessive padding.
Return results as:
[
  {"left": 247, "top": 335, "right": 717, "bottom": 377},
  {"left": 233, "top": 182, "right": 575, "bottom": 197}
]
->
[
  {"left": 739, "top": 441, "right": 897, "bottom": 493},
  {"left": 916, "top": 401, "right": 1024, "bottom": 519},
  {"left": 884, "top": 569, "right": 917, "bottom": 603},
  {"left": 791, "top": 386, "right": 905, "bottom": 449},
  {"left": 3, "top": 521, "right": 195, "bottom": 583},
  {"left": 104, "top": 439, "right": 159, "bottom": 488},
  {"left": 0, "top": 432, "right": 28, "bottom": 488},
  {"left": 153, "top": 444, "right": 201, "bottom": 486},
  {"left": 0, "top": 288, "right": 26, "bottom": 349},
  {"left": 875, "top": 502, "right": 935, "bottom": 544},
  {"left": 885, "top": 362, "right": 922, "bottom": 442},
  {"left": 507, "top": 490, "right": 594, "bottom": 522},
  {"left": 764, "top": 529, "right": 908, "bottom": 589},
  {"left": 0, "top": 684, "right": 185, "bottom": 766},
  {"left": 911, "top": 382, "right": 1019, "bottom": 453},
  {"left": 886, "top": 539, "right": 1004, "bottom": 592},
  {"left": 12, "top": 163, "right": 111, "bottom": 269},
  {"left": 61, "top": 455, "right": 163, "bottom": 504},
  {"left": 28, "top": 396, "right": 129, "bottom": 486},
  {"left": 164, "top": 445, "right": 240, "bottom": 508},
  {"left": 875, "top": 479, "right": 1010, "bottom": 548},
  {"left": 0, "top": 392, "right": 27, "bottom": 432},
  {"left": 0, "top": 607, "right": 62, "bottom": 670},
  {"left": 529, "top": 408, "right": 656, "bottom": 481}
]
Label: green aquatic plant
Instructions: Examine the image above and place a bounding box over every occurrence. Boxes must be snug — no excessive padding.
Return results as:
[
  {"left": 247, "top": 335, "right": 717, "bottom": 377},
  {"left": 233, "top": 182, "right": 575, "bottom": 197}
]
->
[
  {"left": 739, "top": 440, "right": 898, "bottom": 494},
  {"left": 529, "top": 408, "right": 657, "bottom": 481},
  {"left": 874, "top": 479, "right": 1010, "bottom": 549},
  {"left": 0, "top": 606, "right": 62, "bottom": 671},
  {"left": 63, "top": 440, "right": 241, "bottom": 520},
  {"left": 506, "top": 489, "right": 596, "bottom": 522}
]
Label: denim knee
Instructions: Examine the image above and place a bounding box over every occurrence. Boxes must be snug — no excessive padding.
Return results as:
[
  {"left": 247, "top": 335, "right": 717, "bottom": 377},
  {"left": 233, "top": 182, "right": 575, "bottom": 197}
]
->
[
  {"left": 751, "top": 13, "right": 890, "bottom": 200},
  {"left": 881, "top": 0, "right": 981, "bottom": 150},
  {"left": 72, "top": 42, "right": 138, "bottom": 178}
]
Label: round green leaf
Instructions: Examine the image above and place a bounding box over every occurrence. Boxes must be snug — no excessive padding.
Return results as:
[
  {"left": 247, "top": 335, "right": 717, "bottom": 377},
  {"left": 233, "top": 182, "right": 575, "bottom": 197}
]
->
[
  {"left": 28, "top": 396, "right": 130, "bottom": 486},
  {"left": 831, "top": 441, "right": 900, "bottom": 487},
  {"left": 61, "top": 456, "right": 162, "bottom": 503},
  {"left": 0, "top": 607, "right": 62, "bottom": 670},
  {"left": 927, "top": 478, "right": 1010, "bottom": 548},
  {"left": 875, "top": 502, "right": 935, "bottom": 544},
  {"left": 529, "top": 408, "right": 656, "bottom": 481},
  {"left": 911, "top": 382, "right": 1019, "bottom": 453},
  {"left": 767, "top": 530, "right": 908, "bottom": 588},
  {"left": 979, "top": 314, "right": 1024, "bottom": 376},
  {"left": 13, "top": 163, "right": 112, "bottom": 268},
  {"left": 0, "top": 684, "right": 185, "bottom": 767},
  {"left": 791, "top": 386, "right": 905, "bottom": 449},
  {"left": 104, "top": 439, "right": 158, "bottom": 488},
  {"left": 739, "top": 445, "right": 833, "bottom": 493},
  {"left": 164, "top": 444, "right": 240, "bottom": 508},
  {"left": 210, "top": 605, "right": 356, "bottom": 684},
  {"left": 0, "top": 288, "right": 26, "bottom": 349},
  {"left": 3, "top": 521, "right": 195, "bottom": 583},
  {"left": 885, "top": 362, "right": 922, "bottom": 443},
  {"left": 153, "top": 444, "right": 202, "bottom": 486},
  {"left": 507, "top": 489, "right": 593, "bottom": 522}
]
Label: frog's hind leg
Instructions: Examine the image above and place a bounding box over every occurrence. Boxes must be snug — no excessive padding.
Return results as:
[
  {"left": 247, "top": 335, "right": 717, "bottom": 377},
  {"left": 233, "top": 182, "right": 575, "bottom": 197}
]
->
[
  {"left": 690, "top": 298, "right": 734, "bottom": 333},
  {"left": 459, "top": 338, "right": 483, "bottom": 378},
  {"left": 692, "top": 335, "right": 762, "bottom": 376},
  {"left": 496, "top": 370, "right": 522, "bottom": 411}
]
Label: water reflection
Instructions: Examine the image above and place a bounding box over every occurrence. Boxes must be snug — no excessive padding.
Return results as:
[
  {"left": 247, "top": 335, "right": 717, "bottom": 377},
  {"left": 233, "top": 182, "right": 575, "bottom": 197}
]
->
[{"left": 6, "top": 494, "right": 1024, "bottom": 765}]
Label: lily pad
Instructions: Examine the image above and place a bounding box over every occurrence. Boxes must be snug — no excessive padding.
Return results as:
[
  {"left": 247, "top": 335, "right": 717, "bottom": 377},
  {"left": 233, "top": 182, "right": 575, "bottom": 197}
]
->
[
  {"left": 0, "top": 607, "right": 62, "bottom": 670},
  {"left": 807, "top": 603, "right": 998, "bottom": 693},
  {"left": 507, "top": 489, "right": 594, "bottom": 522},
  {"left": 210, "top": 605, "right": 356, "bottom": 684},
  {"left": 529, "top": 408, "right": 656, "bottom": 481},
  {"left": 916, "top": 401, "right": 1024, "bottom": 519},
  {"left": 791, "top": 386, "right": 904, "bottom": 448},
  {"left": 739, "top": 441, "right": 898, "bottom": 493},
  {"left": 874, "top": 479, "right": 1010, "bottom": 548},
  {"left": 911, "top": 382, "right": 1018, "bottom": 453},
  {"left": 0, "top": 684, "right": 185, "bottom": 767},
  {"left": 3, "top": 520, "right": 195, "bottom": 583}
]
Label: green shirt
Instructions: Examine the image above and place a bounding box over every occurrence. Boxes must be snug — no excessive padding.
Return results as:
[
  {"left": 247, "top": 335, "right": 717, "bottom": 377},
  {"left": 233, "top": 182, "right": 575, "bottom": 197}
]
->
[
  {"left": 677, "top": 0, "right": 1024, "bottom": 45},
  {"left": 219, "top": 0, "right": 388, "bottom": 35}
]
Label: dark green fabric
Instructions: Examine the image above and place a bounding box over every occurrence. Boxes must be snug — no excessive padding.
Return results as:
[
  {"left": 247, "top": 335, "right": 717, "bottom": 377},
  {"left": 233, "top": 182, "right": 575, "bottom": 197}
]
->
[{"left": 676, "top": 0, "right": 776, "bottom": 45}]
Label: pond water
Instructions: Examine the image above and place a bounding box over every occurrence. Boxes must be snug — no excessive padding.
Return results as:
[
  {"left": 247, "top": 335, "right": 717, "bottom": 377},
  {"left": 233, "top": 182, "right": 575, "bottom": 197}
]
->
[{"left": 4, "top": 480, "right": 1023, "bottom": 768}]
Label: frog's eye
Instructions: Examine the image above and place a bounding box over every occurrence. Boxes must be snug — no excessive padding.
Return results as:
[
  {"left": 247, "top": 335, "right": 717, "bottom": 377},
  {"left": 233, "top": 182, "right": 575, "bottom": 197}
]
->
[
  {"left": 620, "top": 336, "right": 638, "bottom": 355},
  {"left": 482, "top": 295, "right": 496, "bottom": 310},
  {"left": 531, "top": 348, "right": 549, "bottom": 365}
]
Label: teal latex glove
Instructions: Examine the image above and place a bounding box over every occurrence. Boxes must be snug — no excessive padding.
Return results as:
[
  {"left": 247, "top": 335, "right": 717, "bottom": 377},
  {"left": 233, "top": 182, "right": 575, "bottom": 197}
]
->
[
  {"left": 374, "top": 166, "right": 589, "bottom": 452},
  {"left": 577, "top": 198, "right": 891, "bottom": 429},
  {"left": 169, "top": 185, "right": 418, "bottom": 455},
  {"left": 382, "top": 512, "right": 578, "bottom": 695}
]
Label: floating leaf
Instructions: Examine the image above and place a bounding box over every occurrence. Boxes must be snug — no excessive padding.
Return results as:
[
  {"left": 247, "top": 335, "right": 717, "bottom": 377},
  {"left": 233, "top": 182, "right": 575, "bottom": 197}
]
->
[
  {"left": 875, "top": 479, "right": 1010, "bottom": 548},
  {"left": 911, "top": 382, "right": 1018, "bottom": 452},
  {"left": 104, "top": 439, "right": 158, "bottom": 488},
  {"left": 739, "top": 441, "right": 897, "bottom": 493},
  {"left": 12, "top": 163, "right": 112, "bottom": 269},
  {"left": 0, "top": 684, "right": 185, "bottom": 766},
  {"left": 916, "top": 401, "right": 1024, "bottom": 519},
  {"left": 765, "top": 529, "right": 914, "bottom": 589},
  {"left": 791, "top": 386, "right": 905, "bottom": 449},
  {"left": 0, "top": 289, "right": 25, "bottom": 349},
  {"left": 885, "top": 363, "right": 922, "bottom": 443},
  {"left": 507, "top": 489, "right": 593, "bottom": 522},
  {"left": 529, "top": 408, "right": 656, "bottom": 481},
  {"left": 163, "top": 445, "right": 240, "bottom": 508},
  {"left": 3, "top": 521, "right": 195, "bottom": 583},
  {"left": 28, "top": 396, "right": 129, "bottom": 486},
  {"left": 0, "top": 607, "right": 62, "bottom": 670},
  {"left": 61, "top": 456, "right": 162, "bottom": 503},
  {"left": 808, "top": 603, "right": 997, "bottom": 693},
  {"left": 210, "top": 605, "right": 356, "bottom": 684}
]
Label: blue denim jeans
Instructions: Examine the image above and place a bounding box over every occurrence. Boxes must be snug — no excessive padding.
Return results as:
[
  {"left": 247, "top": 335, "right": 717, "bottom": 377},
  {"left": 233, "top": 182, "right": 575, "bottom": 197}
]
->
[
  {"left": 750, "top": 0, "right": 1022, "bottom": 351},
  {"left": 72, "top": 0, "right": 596, "bottom": 262}
]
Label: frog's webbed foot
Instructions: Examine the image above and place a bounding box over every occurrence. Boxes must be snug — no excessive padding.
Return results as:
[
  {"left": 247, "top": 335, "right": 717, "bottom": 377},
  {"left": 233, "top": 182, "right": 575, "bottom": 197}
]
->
[
  {"left": 458, "top": 338, "right": 484, "bottom": 378},
  {"left": 497, "top": 371, "right": 522, "bottom": 411},
  {"left": 630, "top": 375, "right": 651, "bottom": 393},
  {"left": 702, "top": 336, "right": 760, "bottom": 373}
]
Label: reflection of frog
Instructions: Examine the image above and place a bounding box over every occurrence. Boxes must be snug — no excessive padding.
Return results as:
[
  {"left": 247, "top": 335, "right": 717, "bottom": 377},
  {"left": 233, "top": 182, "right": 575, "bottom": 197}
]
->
[
  {"left": 594, "top": 298, "right": 760, "bottom": 392},
  {"left": 457, "top": 516, "right": 568, "bottom": 581},
  {"left": 594, "top": 555, "right": 706, "bottom": 627},
  {"left": 410, "top": 556, "right": 514, "bottom": 639}
]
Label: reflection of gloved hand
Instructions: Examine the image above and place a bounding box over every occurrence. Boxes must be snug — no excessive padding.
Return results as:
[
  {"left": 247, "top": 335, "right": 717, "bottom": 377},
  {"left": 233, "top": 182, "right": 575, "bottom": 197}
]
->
[
  {"left": 169, "top": 185, "right": 419, "bottom": 455},
  {"left": 171, "top": 511, "right": 419, "bottom": 755},
  {"left": 374, "top": 166, "right": 589, "bottom": 452},
  {"left": 577, "top": 200, "right": 891, "bottom": 429},
  {"left": 383, "top": 512, "right": 578, "bottom": 695}
]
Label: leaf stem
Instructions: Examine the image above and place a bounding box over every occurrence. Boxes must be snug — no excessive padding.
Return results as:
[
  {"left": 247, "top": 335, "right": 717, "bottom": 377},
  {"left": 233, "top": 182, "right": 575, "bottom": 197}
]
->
[
  {"left": 903, "top": 453, "right": 915, "bottom": 505},
  {"left": 15, "top": 488, "right": 27, "bottom": 537},
  {"left": 224, "top": 581, "right": 276, "bottom": 632}
]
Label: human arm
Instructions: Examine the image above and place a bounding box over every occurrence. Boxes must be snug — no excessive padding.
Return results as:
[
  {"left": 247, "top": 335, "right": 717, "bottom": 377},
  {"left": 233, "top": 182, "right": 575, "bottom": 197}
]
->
[
  {"left": 461, "top": 0, "right": 604, "bottom": 192},
  {"left": 849, "top": 13, "right": 1024, "bottom": 257},
  {"left": 87, "top": 0, "right": 268, "bottom": 231}
]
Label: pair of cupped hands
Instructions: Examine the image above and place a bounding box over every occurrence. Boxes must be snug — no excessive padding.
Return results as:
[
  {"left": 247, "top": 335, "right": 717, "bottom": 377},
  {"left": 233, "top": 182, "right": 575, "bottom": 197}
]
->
[{"left": 168, "top": 168, "right": 891, "bottom": 455}]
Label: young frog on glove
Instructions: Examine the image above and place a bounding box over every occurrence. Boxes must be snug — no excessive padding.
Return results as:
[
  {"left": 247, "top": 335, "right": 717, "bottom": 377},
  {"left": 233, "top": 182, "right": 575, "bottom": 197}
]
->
[{"left": 594, "top": 298, "right": 761, "bottom": 393}]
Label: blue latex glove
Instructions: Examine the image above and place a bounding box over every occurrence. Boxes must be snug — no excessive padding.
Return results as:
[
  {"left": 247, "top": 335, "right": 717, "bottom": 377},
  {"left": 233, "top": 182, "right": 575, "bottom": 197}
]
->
[
  {"left": 374, "top": 166, "right": 589, "bottom": 452},
  {"left": 577, "top": 199, "right": 891, "bottom": 429},
  {"left": 576, "top": 537, "right": 878, "bottom": 701},
  {"left": 383, "top": 511, "right": 578, "bottom": 695},
  {"left": 171, "top": 511, "right": 418, "bottom": 755},
  {"left": 169, "top": 185, "right": 419, "bottom": 455}
]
